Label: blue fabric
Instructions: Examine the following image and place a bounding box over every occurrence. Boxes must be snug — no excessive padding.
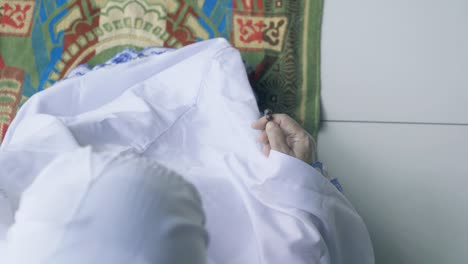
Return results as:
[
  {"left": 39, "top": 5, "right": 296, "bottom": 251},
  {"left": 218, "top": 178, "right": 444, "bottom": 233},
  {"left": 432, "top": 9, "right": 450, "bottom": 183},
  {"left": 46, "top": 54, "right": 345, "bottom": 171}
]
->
[
  {"left": 65, "top": 47, "right": 169, "bottom": 79},
  {"left": 312, "top": 161, "right": 343, "bottom": 193}
]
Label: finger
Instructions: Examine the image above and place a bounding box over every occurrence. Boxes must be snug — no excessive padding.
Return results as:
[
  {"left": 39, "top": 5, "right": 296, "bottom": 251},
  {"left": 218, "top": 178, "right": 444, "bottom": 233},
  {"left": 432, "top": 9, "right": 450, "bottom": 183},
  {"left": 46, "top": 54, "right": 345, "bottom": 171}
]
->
[
  {"left": 265, "top": 121, "right": 291, "bottom": 154},
  {"left": 257, "top": 130, "right": 269, "bottom": 144},
  {"left": 251, "top": 116, "right": 269, "bottom": 130},
  {"left": 262, "top": 143, "right": 271, "bottom": 156},
  {"left": 271, "top": 114, "right": 304, "bottom": 136},
  {"left": 251, "top": 114, "right": 303, "bottom": 135}
]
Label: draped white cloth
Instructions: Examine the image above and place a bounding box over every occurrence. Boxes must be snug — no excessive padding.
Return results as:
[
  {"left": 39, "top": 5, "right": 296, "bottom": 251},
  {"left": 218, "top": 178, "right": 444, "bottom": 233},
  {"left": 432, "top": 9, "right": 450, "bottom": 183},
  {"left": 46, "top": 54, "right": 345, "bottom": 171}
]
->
[
  {"left": 0, "top": 38, "right": 374, "bottom": 264},
  {"left": 1, "top": 149, "right": 208, "bottom": 264}
]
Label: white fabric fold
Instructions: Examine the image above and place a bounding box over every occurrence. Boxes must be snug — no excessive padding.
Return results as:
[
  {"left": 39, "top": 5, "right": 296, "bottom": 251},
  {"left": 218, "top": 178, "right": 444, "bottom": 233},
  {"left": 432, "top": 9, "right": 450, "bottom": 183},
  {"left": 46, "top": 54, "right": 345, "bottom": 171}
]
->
[
  {"left": 0, "top": 38, "right": 374, "bottom": 264},
  {"left": 4, "top": 148, "right": 208, "bottom": 264}
]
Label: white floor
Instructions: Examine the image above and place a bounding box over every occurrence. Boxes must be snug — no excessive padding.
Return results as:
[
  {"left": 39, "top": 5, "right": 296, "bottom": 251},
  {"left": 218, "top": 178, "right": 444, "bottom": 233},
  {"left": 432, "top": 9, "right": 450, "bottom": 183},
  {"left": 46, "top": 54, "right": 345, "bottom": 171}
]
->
[{"left": 318, "top": 0, "right": 468, "bottom": 263}]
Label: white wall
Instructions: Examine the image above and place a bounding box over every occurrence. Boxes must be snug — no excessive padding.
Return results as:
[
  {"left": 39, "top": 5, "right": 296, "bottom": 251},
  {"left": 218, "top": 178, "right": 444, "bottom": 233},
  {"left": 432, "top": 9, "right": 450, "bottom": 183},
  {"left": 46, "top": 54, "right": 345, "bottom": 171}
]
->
[{"left": 318, "top": 0, "right": 468, "bottom": 263}]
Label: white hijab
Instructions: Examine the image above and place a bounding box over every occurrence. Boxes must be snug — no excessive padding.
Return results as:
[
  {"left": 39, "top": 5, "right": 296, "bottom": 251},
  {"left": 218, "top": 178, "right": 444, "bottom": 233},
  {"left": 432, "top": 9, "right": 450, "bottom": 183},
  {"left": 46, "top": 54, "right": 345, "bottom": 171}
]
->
[{"left": 0, "top": 38, "right": 374, "bottom": 264}]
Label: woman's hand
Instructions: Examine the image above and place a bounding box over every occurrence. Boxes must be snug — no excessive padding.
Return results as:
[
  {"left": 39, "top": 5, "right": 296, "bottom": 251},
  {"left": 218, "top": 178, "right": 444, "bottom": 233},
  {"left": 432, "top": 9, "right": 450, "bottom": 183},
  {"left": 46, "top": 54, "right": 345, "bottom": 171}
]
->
[{"left": 251, "top": 113, "right": 317, "bottom": 164}]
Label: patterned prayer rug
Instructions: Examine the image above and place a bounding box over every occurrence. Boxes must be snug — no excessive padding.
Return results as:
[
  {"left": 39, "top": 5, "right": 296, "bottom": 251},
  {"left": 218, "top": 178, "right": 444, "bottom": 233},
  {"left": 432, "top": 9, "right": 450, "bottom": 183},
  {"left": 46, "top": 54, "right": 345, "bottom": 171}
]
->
[{"left": 0, "top": 0, "right": 323, "bottom": 143}]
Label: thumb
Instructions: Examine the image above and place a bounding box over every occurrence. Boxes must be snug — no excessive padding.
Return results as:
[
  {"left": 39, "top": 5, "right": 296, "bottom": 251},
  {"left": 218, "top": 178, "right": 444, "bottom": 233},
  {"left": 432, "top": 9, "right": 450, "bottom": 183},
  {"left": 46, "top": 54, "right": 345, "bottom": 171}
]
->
[{"left": 265, "top": 121, "right": 292, "bottom": 155}]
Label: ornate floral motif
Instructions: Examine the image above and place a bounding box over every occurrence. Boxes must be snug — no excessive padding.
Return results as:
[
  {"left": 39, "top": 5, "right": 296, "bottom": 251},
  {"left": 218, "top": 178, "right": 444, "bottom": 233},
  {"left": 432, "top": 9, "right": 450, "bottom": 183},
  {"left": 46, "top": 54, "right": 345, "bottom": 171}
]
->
[
  {"left": 237, "top": 19, "right": 264, "bottom": 43},
  {"left": 0, "top": 3, "right": 31, "bottom": 29},
  {"left": 0, "top": 1, "right": 35, "bottom": 36},
  {"left": 263, "top": 20, "right": 285, "bottom": 46},
  {"left": 233, "top": 14, "right": 288, "bottom": 52},
  {"left": 0, "top": 65, "right": 23, "bottom": 143},
  {"left": 236, "top": 18, "right": 286, "bottom": 46}
]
